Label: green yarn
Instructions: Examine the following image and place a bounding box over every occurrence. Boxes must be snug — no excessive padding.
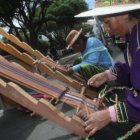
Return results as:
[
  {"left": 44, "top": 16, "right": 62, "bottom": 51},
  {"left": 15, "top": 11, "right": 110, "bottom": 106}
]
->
[{"left": 86, "top": 136, "right": 94, "bottom": 140}]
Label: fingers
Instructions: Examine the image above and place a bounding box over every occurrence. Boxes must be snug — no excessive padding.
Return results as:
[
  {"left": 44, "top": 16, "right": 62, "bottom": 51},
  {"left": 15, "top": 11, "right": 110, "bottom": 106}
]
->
[
  {"left": 87, "top": 76, "right": 96, "bottom": 86},
  {"left": 88, "top": 77, "right": 106, "bottom": 87},
  {"left": 65, "top": 65, "right": 70, "bottom": 69},
  {"left": 92, "top": 81, "right": 101, "bottom": 87},
  {"left": 89, "top": 128, "right": 97, "bottom": 136},
  {"left": 88, "top": 79, "right": 100, "bottom": 87},
  {"left": 77, "top": 109, "right": 87, "bottom": 121},
  {"left": 65, "top": 64, "right": 72, "bottom": 69},
  {"left": 84, "top": 122, "right": 97, "bottom": 136},
  {"left": 84, "top": 121, "right": 87, "bottom": 127},
  {"left": 84, "top": 110, "right": 112, "bottom": 137},
  {"left": 88, "top": 72, "right": 108, "bottom": 87},
  {"left": 87, "top": 75, "right": 100, "bottom": 87},
  {"left": 84, "top": 120, "right": 97, "bottom": 136},
  {"left": 84, "top": 119, "right": 90, "bottom": 127},
  {"left": 66, "top": 67, "right": 73, "bottom": 75}
]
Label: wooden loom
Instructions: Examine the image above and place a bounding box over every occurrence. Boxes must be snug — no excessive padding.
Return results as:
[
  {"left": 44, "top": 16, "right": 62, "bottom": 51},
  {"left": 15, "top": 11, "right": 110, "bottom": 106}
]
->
[
  {"left": 0, "top": 56, "right": 99, "bottom": 138},
  {"left": 38, "top": 56, "right": 84, "bottom": 82},
  {"left": 0, "top": 78, "right": 88, "bottom": 138},
  {"left": 0, "top": 56, "right": 98, "bottom": 112},
  {"left": 0, "top": 27, "right": 82, "bottom": 81},
  {"left": 0, "top": 27, "right": 97, "bottom": 98}
]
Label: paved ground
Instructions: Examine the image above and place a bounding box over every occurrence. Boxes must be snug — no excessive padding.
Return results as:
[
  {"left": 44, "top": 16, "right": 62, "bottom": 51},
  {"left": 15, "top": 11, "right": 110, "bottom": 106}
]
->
[{"left": 0, "top": 46, "right": 124, "bottom": 140}]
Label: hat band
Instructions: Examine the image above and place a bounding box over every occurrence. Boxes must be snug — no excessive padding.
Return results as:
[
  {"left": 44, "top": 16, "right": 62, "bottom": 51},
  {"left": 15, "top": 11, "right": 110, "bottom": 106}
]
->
[
  {"left": 95, "top": 0, "right": 139, "bottom": 8},
  {"left": 67, "top": 28, "right": 82, "bottom": 49}
]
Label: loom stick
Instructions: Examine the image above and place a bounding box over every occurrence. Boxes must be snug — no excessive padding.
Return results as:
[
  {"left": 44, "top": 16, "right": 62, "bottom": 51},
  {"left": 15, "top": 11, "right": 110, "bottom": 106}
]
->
[
  {"left": 0, "top": 79, "right": 88, "bottom": 138},
  {"left": 0, "top": 27, "right": 97, "bottom": 98},
  {"left": 0, "top": 41, "right": 96, "bottom": 98},
  {"left": 76, "top": 86, "right": 86, "bottom": 113},
  {"left": 0, "top": 57, "right": 99, "bottom": 112},
  {"left": 0, "top": 27, "right": 83, "bottom": 81}
]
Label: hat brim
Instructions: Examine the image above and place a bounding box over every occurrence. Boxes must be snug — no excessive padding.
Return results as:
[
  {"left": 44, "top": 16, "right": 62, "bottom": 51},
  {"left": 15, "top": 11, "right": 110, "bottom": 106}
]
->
[
  {"left": 67, "top": 29, "right": 82, "bottom": 49},
  {"left": 75, "top": 4, "right": 140, "bottom": 18}
]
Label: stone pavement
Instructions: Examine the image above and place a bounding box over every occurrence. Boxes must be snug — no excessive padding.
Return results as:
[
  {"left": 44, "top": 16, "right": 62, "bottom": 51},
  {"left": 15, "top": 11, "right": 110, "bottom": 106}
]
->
[{"left": 0, "top": 46, "right": 124, "bottom": 140}]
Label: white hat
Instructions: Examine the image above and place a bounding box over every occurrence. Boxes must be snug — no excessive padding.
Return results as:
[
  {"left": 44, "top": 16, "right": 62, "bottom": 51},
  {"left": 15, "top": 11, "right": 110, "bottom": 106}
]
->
[{"left": 75, "top": 0, "right": 140, "bottom": 17}]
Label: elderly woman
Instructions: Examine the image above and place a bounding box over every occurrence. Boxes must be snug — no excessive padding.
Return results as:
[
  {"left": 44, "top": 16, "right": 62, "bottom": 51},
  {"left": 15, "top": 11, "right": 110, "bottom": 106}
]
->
[
  {"left": 76, "top": 1, "right": 140, "bottom": 140},
  {"left": 65, "top": 29, "right": 114, "bottom": 82}
]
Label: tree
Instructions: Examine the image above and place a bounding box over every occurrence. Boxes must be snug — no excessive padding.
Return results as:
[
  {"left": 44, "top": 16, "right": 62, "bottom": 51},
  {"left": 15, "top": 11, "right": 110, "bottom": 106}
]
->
[
  {"left": 0, "top": 0, "right": 52, "bottom": 52},
  {"left": 0, "top": 0, "right": 20, "bottom": 28},
  {"left": 43, "top": 0, "right": 90, "bottom": 49},
  {"left": 0, "top": 0, "right": 91, "bottom": 54}
]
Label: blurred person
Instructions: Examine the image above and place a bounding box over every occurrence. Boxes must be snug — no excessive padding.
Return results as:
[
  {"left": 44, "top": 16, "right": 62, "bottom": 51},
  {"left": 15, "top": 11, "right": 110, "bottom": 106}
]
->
[{"left": 65, "top": 28, "right": 114, "bottom": 81}]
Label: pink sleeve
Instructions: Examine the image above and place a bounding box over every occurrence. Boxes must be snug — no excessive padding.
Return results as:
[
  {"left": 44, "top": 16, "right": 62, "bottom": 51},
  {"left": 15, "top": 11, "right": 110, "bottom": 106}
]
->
[
  {"left": 109, "top": 106, "right": 117, "bottom": 122},
  {"left": 105, "top": 70, "right": 117, "bottom": 81}
]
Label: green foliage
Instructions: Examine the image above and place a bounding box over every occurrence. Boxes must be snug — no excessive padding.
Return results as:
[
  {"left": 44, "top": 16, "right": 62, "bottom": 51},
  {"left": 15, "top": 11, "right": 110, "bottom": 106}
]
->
[
  {"left": 47, "top": 21, "right": 57, "bottom": 31},
  {"left": 73, "top": 23, "right": 93, "bottom": 34},
  {"left": 0, "top": 0, "right": 21, "bottom": 18},
  {"left": 44, "top": 0, "right": 90, "bottom": 50},
  {"left": 81, "top": 24, "right": 93, "bottom": 35},
  {"left": 46, "top": 0, "right": 88, "bottom": 29},
  {"left": 38, "top": 39, "right": 50, "bottom": 55},
  {"left": 0, "top": 0, "right": 53, "bottom": 51},
  {"left": 1, "top": 36, "right": 50, "bottom": 55},
  {"left": 0, "top": 0, "right": 91, "bottom": 54}
]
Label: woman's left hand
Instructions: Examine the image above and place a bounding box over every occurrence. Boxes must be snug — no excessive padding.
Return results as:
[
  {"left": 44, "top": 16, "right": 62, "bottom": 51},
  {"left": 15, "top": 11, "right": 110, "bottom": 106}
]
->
[{"left": 84, "top": 109, "right": 111, "bottom": 136}]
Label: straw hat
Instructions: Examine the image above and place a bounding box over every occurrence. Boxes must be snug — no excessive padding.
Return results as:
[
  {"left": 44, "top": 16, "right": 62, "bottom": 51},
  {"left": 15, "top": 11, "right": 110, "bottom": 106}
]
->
[
  {"left": 66, "top": 28, "right": 82, "bottom": 49},
  {"left": 75, "top": 0, "right": 140, "bottom": 17}
]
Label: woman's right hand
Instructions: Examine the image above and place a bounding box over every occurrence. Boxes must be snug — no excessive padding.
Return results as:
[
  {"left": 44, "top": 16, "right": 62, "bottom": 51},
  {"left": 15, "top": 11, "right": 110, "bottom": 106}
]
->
[
  {"left": 87, "top": 72, "right": 108, "bottom": 87},
  {"left": 65, "top": 64, "right": 73, "bottom": 69}
]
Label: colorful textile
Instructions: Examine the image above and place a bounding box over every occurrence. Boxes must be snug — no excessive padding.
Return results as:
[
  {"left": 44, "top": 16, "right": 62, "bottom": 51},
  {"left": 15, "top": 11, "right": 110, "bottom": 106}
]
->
[
  {"left": 72, "top": 37, "right": 114, "bottom": 73},
  {"left": 95, "top": 84, "right": 139, "bottom": 139},
  {"left": 18, "top": 89, "right": 52, "bottom": 112},
  {"left": 26, "top": 89, "right": 52, "bottom": 100},
  {"left": 79, "top": 64, "right": 107, "bottom": 81},
  {"left": 117, "top": 124, "right": 140, "bottom": 140},
  {"left": 115, "top": 102, "right": 129, "bottom": 123},
  {"left": 73, "top": 57, "right": 107, "bottom": 81},
  {"left": 98, "top": 84, "right": 129, "bottom": 123},
  {"left": 86, "top": 136, "right": 94, "bottom": 140},
  {"left": 95, "top": 0, "right": 139, "bottom": 8}
]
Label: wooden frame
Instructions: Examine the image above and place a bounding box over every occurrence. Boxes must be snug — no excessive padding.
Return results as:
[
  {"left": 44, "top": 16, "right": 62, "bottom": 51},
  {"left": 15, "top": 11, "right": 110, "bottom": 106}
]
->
[
  {"left": 0, "top": 56, "right": 100, "bottom": 138},
  {"left": 0, "top": 26, "right": 82, "bottom": 81},
  {"left": 39, "top": 56, "right": 84, "bottom": 82},
  {"left": 0, "top": 78, "right": 89, "bottom": 138},
  {"left": 0, "top": 56, "right": 99, "bottom": 112},
  {"left": 0, "top": 27, "right": 97, "bottom": 98}
]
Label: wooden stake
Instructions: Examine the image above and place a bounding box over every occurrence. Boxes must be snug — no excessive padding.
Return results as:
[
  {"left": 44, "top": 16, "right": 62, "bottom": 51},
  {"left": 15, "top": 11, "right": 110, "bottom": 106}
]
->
[{"left": 76, "top": 86, "right": 86, "bottom": 113}]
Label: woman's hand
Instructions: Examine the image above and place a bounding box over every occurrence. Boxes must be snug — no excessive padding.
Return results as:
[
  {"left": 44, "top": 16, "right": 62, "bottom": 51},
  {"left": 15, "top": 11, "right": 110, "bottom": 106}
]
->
[
  {"left": 65, "top": 64, "right": 73, "bottom": 69},
  {"left": 84, "top": 109, "right": 111, "bottom": 136},
  {"left": 77, "top": 109, "right": 88, "bottom": 121},
  {"left": 88, "top": 72, "right": 108, "bottom": 87},
  {"left": 66, "top": 66, "right": 74, "bottom": 75}
]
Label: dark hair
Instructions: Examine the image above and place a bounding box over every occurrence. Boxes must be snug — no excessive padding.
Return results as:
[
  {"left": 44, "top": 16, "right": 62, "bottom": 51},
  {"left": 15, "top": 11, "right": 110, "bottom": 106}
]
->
[
  {"left": 98, "top": 9, "right": 140, "bottom": 20},
  {"left": 129, "top": 9, "right": 140, "bottom": 19},
  {"left": 74, "top": 33, "right": 88, "bottom": 45}
]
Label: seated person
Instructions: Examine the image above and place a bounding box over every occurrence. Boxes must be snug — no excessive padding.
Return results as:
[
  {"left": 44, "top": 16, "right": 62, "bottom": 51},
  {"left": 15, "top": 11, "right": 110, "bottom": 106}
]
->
[{"left": 65, "top": 28, "right": 114, "bottom": 81}]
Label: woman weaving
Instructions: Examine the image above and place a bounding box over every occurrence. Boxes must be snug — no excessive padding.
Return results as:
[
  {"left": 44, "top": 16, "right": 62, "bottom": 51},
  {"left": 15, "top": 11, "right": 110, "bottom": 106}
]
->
[{"left": 76, "top": 1, "right": 140, "bottom": 140}]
